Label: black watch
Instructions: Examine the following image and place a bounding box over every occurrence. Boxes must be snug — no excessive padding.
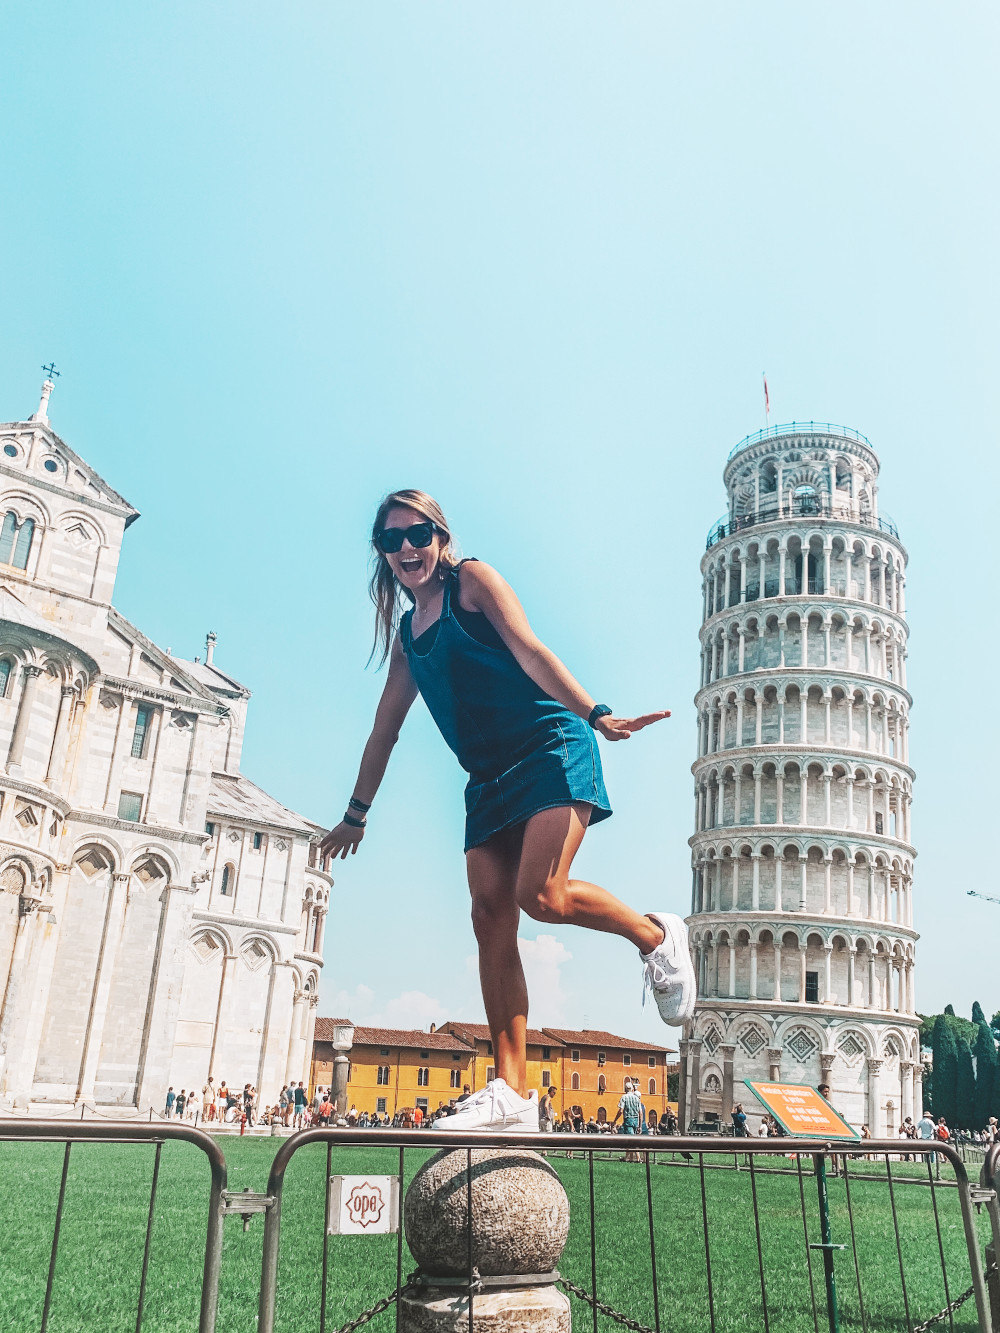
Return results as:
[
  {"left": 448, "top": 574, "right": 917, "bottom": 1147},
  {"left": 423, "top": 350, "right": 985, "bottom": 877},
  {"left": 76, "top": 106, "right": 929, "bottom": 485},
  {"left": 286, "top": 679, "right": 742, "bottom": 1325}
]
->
[{"left": 588, "top": 704, "right": 613, "bottom": 729}]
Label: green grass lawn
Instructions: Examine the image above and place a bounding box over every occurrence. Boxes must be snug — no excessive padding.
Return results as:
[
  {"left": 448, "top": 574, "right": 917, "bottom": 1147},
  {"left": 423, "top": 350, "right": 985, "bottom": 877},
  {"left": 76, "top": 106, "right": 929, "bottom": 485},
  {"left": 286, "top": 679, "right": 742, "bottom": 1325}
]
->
[{"left": 0, "top": 1136, "right": 990, "bottom": 1333}]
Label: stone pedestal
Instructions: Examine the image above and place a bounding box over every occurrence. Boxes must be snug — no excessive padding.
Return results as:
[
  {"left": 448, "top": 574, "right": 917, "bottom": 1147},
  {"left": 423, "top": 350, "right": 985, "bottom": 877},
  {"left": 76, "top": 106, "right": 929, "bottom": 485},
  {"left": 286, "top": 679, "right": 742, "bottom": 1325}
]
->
[
  {"left": 400, "top": 1285, "right": 570, "bottom": 1333},
  {"left": 401, "top": 1148, "right": 570, "bottom": 1333}
]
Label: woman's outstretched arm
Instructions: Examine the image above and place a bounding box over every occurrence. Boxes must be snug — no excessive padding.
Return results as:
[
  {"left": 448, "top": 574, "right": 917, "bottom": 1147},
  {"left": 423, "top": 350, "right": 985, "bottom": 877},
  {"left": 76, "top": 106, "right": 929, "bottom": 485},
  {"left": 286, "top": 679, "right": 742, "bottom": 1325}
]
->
[
  {"left": 319, "top": 634, "right": 418, "bottom": 862},
  {"left": 461, "top": 561, "right": 669, "bottom": 740}
]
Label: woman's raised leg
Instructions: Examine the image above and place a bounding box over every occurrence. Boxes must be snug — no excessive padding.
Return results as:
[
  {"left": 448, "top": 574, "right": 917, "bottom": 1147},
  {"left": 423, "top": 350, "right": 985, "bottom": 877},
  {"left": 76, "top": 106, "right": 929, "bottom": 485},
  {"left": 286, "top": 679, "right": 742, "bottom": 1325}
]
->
[
  {"left": 466, "top": 822, "right": 530, "bottom": 1098},
  {"left": 514, "top": 803, "right": 666, "bottom": 954}
]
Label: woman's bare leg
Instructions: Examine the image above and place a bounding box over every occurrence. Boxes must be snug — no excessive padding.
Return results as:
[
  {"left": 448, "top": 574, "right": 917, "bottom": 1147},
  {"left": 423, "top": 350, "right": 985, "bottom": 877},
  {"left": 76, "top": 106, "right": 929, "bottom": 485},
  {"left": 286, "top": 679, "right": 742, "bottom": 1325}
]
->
[
  {"left": 514, "top": 803, "right": 665, "bottom": 954},
  {"left": 466, "top": 822, "right": 530, "bottom": 1098}
]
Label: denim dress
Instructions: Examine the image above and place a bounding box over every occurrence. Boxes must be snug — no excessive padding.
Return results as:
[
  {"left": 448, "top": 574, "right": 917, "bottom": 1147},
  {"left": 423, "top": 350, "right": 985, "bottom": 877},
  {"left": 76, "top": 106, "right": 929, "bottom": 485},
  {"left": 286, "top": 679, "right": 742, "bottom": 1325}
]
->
[{"left": 400, "top": 564, "right": 612, "bottom": 851}]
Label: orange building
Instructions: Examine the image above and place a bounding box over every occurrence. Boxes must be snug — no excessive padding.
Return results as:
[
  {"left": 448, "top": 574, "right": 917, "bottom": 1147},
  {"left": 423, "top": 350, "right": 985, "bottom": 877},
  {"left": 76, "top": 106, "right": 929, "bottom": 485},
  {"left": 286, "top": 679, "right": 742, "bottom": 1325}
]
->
[{"left": 313, "top": 1018, "right": 677, "bottom": 1124}]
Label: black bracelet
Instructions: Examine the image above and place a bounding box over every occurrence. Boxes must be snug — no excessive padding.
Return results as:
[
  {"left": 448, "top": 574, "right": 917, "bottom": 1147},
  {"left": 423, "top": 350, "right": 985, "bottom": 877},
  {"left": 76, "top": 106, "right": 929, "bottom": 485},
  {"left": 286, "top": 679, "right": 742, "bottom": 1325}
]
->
[
  {"left": 588, "top": 704, "right": 613, "bottom": 729},
  {"left": 342, "top": 812, "right": 366, "bottom": 829},
  {"left": 348, "top": 796, "right": 371, "bottom": 813}
]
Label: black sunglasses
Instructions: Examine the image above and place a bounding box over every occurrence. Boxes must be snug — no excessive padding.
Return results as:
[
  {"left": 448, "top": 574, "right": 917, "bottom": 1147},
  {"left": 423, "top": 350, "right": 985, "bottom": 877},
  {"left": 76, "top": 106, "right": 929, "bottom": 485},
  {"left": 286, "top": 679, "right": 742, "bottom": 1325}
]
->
[{"left": 376, "top": 521, "right": 441, "bottom": 554}]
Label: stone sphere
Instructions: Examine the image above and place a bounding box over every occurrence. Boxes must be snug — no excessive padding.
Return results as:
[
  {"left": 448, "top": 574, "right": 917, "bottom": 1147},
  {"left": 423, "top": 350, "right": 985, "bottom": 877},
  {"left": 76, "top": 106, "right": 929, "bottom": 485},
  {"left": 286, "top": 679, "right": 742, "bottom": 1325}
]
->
[{"left": 404, "top": 1147, "right": 570, "bottom": 1278}]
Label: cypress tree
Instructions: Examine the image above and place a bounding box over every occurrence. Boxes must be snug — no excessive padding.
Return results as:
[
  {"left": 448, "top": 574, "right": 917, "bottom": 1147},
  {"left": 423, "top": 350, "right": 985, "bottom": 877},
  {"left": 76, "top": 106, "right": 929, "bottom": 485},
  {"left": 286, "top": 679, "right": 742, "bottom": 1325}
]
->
[
  {"left": 972, "top": 1000, "right": 986, "bottom": 1025},
  {"left": 945, "top": 1003, "right": 955, "bottom": 1016},
  {"left": 973, "top": 1021, "right": 997, "bottom": 1130},
  {"left": 932, "top": 1014, "right": 958, "bottom": 1124},
  {"left": 956, "top": 1038, "right": 976, "bottom": 1130}
]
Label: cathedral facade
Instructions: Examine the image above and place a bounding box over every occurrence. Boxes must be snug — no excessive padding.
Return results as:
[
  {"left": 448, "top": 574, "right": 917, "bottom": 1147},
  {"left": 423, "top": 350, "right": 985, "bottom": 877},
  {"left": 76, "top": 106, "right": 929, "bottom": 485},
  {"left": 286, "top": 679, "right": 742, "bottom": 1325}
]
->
[
  {"left": 683, "top": 423, "right": 919, "bottom": 1136},
  {"left": 0, "top": 379, "right": 330, "bottom": 1111}
]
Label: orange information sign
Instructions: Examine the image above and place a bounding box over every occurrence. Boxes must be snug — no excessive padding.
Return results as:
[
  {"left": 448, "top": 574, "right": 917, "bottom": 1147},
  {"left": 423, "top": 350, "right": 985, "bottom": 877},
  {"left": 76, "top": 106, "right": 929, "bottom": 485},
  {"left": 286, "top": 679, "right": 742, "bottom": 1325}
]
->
[{"left": 745, "top": 1080, "right": 859, "bottom": 1141}]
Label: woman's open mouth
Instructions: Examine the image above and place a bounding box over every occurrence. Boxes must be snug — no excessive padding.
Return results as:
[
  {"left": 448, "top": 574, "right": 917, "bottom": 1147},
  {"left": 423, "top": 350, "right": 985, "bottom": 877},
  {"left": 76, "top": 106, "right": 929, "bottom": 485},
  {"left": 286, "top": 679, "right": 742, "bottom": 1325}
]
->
[{"left": 400, "top": 556, "right": 422, "bottom": 574}]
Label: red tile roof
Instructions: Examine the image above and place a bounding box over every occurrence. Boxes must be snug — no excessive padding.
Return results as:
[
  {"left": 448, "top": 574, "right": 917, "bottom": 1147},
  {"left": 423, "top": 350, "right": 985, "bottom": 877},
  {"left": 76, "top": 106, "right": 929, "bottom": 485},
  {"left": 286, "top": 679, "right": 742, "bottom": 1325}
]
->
[
  {"left": 443, "top": 1021, "right": 552, "bottom": 1047},
  {"left": 314, "top": 1018, "right": 474, "bottom": 1054},
  {"left": 541, "top": 1028, "right": 676, "bottom": 1054}
]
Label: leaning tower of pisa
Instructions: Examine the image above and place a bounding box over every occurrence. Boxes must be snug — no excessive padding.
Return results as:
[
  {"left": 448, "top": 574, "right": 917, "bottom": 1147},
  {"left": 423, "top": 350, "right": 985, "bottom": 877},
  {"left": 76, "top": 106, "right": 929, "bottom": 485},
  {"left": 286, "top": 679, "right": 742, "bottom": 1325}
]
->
[{"left": 681, "top": 423, "right": 920, "bottom": 1138}]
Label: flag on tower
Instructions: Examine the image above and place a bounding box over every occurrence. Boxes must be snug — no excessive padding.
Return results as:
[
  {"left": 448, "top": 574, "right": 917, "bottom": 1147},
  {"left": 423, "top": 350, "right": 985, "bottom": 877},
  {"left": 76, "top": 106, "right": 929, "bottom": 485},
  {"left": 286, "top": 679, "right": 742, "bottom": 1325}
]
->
[{"left": 763, "top": 373, "right": 770, "bottom": 420}]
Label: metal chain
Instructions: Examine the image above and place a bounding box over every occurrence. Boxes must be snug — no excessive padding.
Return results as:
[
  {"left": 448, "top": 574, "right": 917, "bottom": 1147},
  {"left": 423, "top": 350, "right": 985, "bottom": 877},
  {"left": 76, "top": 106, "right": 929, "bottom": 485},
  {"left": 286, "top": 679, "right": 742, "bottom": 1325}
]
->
[
  {"left": 907, "top": 1259, "right": 997, "bottom": 1333},
  {"left": 559, "top": 1277, "right": 657, "bottom": 1333},
  {"left": 330, "top": 1273, "right": 421, "bottom": 1333}
]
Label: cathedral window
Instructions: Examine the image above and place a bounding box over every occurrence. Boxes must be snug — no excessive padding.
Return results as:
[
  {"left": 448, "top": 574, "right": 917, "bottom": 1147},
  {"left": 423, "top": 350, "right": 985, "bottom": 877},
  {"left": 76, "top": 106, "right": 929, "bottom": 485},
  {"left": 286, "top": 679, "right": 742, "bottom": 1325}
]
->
[
  {"left": 205, "top": 822, "right": 215, "bottom": 836},
  {"left": 43, "top": 458, "right": 59, "bottom": 473},
  {"left": 805, "top": 971, "right": 819, "bottom": 1003},
  {"left": 3, "top": 444, "right": 17, "bottom": 458},
  {"left": 117, "top": 792, "right": 143, "bottom": 822},
  {"left": 131, "top": 705, "right": 153, "bottom": 758},
  {"left": 220, "top": 863, "right": 235, "bottom": 895},
  {"left": 252, "top": 831, "right": 266, "bottom": 851},
  {"left": 8, "top": 517, "right": 34, "bottom": 570},
  {"left": 0, "top": 659, "right": 11, "bottom": 697}
]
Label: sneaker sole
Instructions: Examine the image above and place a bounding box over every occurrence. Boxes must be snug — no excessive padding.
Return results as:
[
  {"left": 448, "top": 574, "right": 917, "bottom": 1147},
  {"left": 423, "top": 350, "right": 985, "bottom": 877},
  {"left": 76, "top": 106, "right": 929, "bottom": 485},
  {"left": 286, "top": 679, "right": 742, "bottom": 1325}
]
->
[{"left": 648, "top": 912, "right": 697, "bottom": 1025}]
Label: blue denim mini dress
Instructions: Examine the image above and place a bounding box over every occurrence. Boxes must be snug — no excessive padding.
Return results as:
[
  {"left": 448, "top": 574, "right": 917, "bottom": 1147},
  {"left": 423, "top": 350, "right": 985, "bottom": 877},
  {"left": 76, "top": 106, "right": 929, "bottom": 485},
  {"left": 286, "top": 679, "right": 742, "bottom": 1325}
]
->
[{"left": 400, "top": 564, "right": 612, "bottom": 851}]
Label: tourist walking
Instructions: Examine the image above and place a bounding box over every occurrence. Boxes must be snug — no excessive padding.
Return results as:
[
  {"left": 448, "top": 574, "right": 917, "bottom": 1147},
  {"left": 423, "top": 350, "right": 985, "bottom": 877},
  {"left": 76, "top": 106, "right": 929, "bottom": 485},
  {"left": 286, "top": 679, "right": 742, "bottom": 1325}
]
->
[
  {"left": 164, "top": 1087, "right": 175, "bottom": 1118},
  {"left": 614, "top": 1078, "right": 644, "bottom": 1134},
  {"left": 539, "top": 1085, "right": 557, "bottom": 1133},
  {"left": 293, "top": 1082, "right": 307, "bottom": 1128},
  {"left": 319, "top": 491, "right": 697, "bottom": 1133}
]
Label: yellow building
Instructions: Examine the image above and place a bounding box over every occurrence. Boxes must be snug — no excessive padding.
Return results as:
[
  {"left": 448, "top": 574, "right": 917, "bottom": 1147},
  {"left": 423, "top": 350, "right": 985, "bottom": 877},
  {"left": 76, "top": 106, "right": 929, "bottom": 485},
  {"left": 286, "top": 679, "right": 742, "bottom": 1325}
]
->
[
  {"left": 312, "top": 1020, "right": 475, "bottom": 1119},
  {"left": 313, "top": 1018, "right": 677, "bottom": 1124}
]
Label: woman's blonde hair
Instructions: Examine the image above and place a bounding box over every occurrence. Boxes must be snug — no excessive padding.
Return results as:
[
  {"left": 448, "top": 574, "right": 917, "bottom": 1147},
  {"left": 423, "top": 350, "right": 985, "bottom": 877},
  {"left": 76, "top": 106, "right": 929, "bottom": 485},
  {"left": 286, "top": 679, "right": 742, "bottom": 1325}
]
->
[{"left": 368, "top": 489, "right": 458, "bottom": 666}]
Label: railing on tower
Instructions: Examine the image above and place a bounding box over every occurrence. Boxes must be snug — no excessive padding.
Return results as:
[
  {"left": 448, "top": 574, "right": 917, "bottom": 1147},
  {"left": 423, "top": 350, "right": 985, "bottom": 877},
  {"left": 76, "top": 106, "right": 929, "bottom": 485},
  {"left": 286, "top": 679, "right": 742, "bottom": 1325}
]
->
[
  {"left": 727, "top": 421, "right": 874, "bottom": 463},
  {"left": 706, "top": 500, "right": 899, "bottom": 551}
]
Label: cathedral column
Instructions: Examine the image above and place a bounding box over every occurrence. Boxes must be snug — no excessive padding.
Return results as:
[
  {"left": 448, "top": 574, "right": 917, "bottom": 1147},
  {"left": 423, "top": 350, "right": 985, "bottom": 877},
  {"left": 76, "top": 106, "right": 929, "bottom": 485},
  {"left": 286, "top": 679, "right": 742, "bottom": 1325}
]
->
[
  {"left": 753, "top": 773, "right": 762, "bottom": 824},
  {"left": 767, "top": 1047, "right": 782, "bottom": 1081},
  {"left": 738, "top": 630, "right": 746, "bottom": 673},
  {"left": 720, "top": 1043, "right": 737, "bottom": 1124},
  {"left": 6, "top": 665, "right": 43, "bottom": 771},
  {"left": 847, "top": 948, "right": 857, "bottom": 1006},
  {"left": 102, "top": 693, "right": 132, "bottom": 813},
  {"left": 824, "top": 694, "right": 832, "bottom": 744},
  {"left": 799, "top": 857, "right": 808, "bottom": 911},
  {"left": 774, "top": 855, "right": 783, "bottom": 911},
  {"left": 301, "top": 994, "right": 320, "bottom": 1087},
  {"left": 866, "top": 864, "right": 875, "bottom": 917},
  {"left": 0, "top": 888, "right": 50, "bottom": 1100},
  {"left": 44, "top": 685, "right": 76, "bottom": 785},
  {"left": 77, "top": 872, "right": 132, "bottom": 1102},
  {"left": 688, "top": 1038, "right": 703, "bottom": 1126},
  {"left": 845, "top": 775, "right": 854, "bottom": 830},
  {"left": 867, "top": 955, "right": 877, "bottom": 1010},
  {"left": 751, "top": 852, "right": 760, "bottom": 910},
  {"left": 142, "top": 707, "right": 167, "bottom": 820},
  {"left": 733, "top": 772, "right": 743, "bottom": 825},
  {"left": 775, "top": 771, "right": 784, "bottom": 823},
  {"left": 678, "top": 1039, "right": 689, "bottom": 1132},
  {"left": 846, "top": 859, "right": 856, "bottom": 915},
  {"left": 900, "top": 1061, "right": 914, "bottom": 1123},
  {"left": 866, "top": 1058, "right": 882, "bottom": 1136},
  {"left": 749, "top": 941, "right": 758, "bottom": 998},
  {"left": 823, "top": 774, "right": 832, "bottom": 825},
  {"left": 823, "top": 857, "right": 833, "bottom": 912},
  {"left": 823, "top": 944, "right": 833, "bottom": 1003},
  {"left": 773, "top": 941, "right": 782, "bottom": 1000},
  {"left": 731, "top": 858, "right": 739, "bottom": 911},
  {"left": 284, "top": 988, "right": 309, "bottom": 1086},
  {"left": 798, "top": 943, "right": 808, "bottom": 1002},
  {"left": 728, "top": 940, "right": 737, "bottom": 996},
  {"left": 799, "top": 691, "right": 808, "bottom": 742}
]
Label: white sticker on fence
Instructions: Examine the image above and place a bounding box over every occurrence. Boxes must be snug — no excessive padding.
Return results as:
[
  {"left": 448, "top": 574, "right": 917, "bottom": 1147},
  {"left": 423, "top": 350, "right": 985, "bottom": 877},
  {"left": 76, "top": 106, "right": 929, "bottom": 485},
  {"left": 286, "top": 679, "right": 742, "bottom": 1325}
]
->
[{"left": 327, "top": 1176, "right": 400, "bottom": 1235}]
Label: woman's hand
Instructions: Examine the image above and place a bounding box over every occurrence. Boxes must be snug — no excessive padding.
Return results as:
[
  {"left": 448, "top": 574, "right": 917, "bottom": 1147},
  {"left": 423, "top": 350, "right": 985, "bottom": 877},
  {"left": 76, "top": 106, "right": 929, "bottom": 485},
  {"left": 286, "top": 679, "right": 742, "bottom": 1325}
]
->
[
  {"left": 319, "top": 821, "right": 366, "bottom": 865},
  {"left": 596, "top": 709, "right": 671, "bottom": 741}
]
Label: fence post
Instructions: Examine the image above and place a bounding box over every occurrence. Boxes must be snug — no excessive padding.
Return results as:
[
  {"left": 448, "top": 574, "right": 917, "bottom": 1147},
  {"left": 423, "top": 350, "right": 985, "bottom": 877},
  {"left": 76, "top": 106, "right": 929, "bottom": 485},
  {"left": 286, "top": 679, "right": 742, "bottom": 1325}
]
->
[{"left": 813, "top": 1151, "right": 841, "bottom": 1333}]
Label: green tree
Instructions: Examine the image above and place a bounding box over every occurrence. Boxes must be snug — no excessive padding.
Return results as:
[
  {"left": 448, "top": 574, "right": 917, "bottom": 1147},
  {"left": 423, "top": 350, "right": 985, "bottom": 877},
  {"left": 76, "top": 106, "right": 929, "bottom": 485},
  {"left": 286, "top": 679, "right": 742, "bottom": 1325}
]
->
[
  {"left": 991, "top": 1011, "right": 1000, "bottom": 1035},
  {"left": 956, "top": 1038, "right": 976, "bottom": 1129},
  {"left": 973, "top": 1021, "right": 997, "bottom": 1130},
  {"left": 972, "top": 1000, "right": 986, "bottom": 1025},
  {"left": 932, "top": 1014, "right": 958, "bottom": 1123},
  {"left": 945, "top": 1004, "right": 955, "bottom": 1016}
]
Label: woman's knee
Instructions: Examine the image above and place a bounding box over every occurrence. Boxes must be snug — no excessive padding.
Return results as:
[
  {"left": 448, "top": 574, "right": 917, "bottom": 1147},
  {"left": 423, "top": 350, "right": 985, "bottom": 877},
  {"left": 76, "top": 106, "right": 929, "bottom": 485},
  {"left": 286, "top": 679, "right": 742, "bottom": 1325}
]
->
[
  {"left": 516, "top": 874, "right": 569, "bottom": 923},
  {"left": 470, "top": 889, "right": 518, "bottom": 942}
]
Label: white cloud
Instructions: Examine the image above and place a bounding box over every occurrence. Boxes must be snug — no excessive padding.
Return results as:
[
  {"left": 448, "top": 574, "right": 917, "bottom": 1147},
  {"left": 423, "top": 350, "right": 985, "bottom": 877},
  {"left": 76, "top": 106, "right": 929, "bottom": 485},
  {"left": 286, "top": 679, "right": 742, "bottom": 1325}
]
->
[
  {"left": 518, "top": 933, "right": 573, "bottom": 1025},
  {"left": 322, "top": 982, "right": 447, "bottom": 1031}
]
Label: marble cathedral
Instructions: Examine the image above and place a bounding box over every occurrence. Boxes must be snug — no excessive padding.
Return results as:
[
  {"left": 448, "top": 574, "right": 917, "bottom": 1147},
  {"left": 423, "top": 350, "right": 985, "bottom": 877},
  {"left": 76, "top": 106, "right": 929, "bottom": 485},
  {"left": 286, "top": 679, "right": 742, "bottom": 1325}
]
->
[{"left": 0, "top": 377, "right": 331, "bottom": 1111}]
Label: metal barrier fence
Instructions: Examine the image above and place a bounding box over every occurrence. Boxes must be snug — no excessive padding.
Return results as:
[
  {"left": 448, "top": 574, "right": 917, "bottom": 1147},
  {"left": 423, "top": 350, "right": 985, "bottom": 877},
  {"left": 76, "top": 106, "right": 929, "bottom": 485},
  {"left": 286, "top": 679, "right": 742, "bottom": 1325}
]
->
[
  {"left": 256, "top": 1130, "right": 997, "bottom": 1333},
  {"left": 0, "top": 1118, "right": 227, "bottom": 1333},
  {"left": 0, "top": 1123, "right": 994, "bottom": 1333},
  {"left": 983, "top": 1144, "right": 1000, "bottom": 1328}
]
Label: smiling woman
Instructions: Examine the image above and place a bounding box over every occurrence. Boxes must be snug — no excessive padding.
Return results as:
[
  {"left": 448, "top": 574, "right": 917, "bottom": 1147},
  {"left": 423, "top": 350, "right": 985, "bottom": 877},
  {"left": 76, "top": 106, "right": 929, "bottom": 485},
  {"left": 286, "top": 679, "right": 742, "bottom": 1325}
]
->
[{"left": 319, "top": 487, "right": 698, "bottom": 1134}]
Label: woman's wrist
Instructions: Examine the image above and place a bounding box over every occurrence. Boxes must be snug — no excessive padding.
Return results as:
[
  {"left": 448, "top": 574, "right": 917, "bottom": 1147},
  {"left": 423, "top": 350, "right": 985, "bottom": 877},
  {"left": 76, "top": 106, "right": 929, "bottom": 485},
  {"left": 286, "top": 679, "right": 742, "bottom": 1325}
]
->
[{"left": 342, "top": 812, "right": 366, "bottom": 829}]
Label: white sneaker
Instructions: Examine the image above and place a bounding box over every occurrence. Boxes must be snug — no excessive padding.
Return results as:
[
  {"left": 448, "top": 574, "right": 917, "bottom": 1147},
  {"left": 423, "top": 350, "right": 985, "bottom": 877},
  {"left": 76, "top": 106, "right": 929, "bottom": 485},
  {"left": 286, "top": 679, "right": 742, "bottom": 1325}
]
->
[
  {"left": 641, "top": 912, "right": 696, "bottom": 1025},
  {"left": 433, "top": 1078, "right": 539, "bottom": 1133}
]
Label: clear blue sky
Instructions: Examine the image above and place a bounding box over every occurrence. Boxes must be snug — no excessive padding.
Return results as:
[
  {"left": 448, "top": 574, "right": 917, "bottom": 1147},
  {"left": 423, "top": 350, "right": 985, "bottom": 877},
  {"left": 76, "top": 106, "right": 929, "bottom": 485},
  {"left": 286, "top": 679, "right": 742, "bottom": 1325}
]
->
[{"left": 2, "top": 3, "right": 997, "bottom": 1040}]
